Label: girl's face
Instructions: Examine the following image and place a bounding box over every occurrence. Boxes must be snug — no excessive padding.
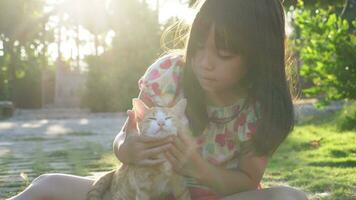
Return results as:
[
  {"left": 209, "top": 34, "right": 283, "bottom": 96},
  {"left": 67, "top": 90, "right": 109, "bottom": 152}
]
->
[{"left": 191, "top": 25, "right": 246, "bottom": 95}]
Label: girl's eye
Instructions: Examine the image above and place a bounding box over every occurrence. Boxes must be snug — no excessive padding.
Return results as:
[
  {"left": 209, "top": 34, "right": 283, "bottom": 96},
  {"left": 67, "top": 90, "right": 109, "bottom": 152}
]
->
[
  {"left": 165, "top": 117, "right": 172, "bottom": 120},
  {"left": 217, "top": 49, "right": 234, "bottom": 59}
]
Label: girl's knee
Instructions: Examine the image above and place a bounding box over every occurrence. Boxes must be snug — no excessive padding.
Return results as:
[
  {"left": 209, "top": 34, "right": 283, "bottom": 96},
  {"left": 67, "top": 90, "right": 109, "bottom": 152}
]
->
[
  {"left": 32, "top": 173, "right": 58, "bottom": 186},
  {"left": 9, "top": 174, "right": 61, "bottom": 200},
  {"left": 30, "top": 173, "right": 65, "bottom": 196},
  {"left": 275, "top": 186, "right": 308, "bottom": 200}
]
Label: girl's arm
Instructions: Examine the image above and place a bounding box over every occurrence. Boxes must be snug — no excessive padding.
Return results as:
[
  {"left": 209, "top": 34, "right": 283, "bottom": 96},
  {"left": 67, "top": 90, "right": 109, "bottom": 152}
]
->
[
  {"left": 112, "top": 116, "right": 130, "bottom": 163},
  {"left": 113, "top": 91, "right": 145, "bottom": 162},
  {"left": 193, "top": 152, "right": 267, "bottom": 195},
  {"left": 166, "top": 131, "right": 268, "bottom": 196}
]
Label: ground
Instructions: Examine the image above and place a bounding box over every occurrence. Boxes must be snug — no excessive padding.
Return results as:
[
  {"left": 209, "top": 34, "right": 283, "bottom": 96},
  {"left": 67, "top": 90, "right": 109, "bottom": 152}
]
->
[{"left": 0, "top": 103, "right": 355, "bottom": 200}]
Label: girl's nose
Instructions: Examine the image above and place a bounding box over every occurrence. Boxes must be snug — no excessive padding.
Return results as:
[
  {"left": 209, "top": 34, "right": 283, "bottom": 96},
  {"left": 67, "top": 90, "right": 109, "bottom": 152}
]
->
[{"left": 199, "top": 50, "right": 214, "bottom": 71}]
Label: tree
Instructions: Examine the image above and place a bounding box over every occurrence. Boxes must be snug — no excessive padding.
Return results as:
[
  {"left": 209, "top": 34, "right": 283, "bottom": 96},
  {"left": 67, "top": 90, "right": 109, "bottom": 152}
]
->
[
  {"left": 83, "top": 0, "right": 162, "bottom": 111},
  {"left": 0, "top": 0, "right": 50, "bottom": 107},
  {"left": 292, "top": 3, "right": 356, "bottom": 104}
]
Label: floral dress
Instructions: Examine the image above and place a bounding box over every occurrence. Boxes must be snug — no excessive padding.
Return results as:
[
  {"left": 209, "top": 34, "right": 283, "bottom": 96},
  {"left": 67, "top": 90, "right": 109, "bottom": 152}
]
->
[{"left": 138, "top": 53, "right": 260, "bottom": 199}]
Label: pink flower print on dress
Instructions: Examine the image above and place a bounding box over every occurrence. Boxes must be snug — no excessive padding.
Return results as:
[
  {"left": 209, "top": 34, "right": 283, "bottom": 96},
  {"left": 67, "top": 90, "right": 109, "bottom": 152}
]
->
[
  {"left": 148, "top": 69, "right": 160, "bottom": 81},
  {"left": 196, "top": 136, "right": 205, "bottom": 146},
  {"left": 160, "top": 58, "right": 172, "bottom": 69},
  {"left": 215, "top": 130, "right": 235, "bottom": 151},
  {"left": 140, "top": 92, "right": 153, "bottom": 106},
  {"left": 226, "top": 139, "right": 235, "bottom": 151},
  {"left": 246, "top": 122, "right": 257, "bottom": 139},
  {"left": 238, "top": 112, "right": 247, "bottom": 126},
  {"left": 215, "top": 133, "right": 226, "bottom": 147},
  {"left": 151, "top": 82, "right": 161, "bottom": 96},
  {"left": 234, "top": 112, "right": 247, "bottom": 131}
]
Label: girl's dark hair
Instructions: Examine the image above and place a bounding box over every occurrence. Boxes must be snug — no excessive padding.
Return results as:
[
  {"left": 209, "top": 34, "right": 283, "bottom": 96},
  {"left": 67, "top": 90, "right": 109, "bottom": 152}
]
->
[{"left": 164, "top": 0, "right": 294, "bottom": 156}]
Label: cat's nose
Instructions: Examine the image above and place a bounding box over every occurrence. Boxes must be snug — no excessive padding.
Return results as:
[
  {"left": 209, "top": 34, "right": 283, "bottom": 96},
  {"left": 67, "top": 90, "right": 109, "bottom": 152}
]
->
[{"left": 157, "top": 121, "right": 165, "bottom": 127}]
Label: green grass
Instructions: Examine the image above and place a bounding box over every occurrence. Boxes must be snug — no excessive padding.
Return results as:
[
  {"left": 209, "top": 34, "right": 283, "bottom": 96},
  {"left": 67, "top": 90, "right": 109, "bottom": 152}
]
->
[
  {"left": 0, "top": 137, "right": 115, "bottom": 199},
  {"left": 1, "top": 113, "right": 355, "bottom": 199},
  {"left": 263, "top": 112, "right": 356, "bottom": 200}
]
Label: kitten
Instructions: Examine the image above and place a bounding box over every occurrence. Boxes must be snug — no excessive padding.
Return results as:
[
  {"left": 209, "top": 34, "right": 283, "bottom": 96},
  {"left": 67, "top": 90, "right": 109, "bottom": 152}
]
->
[{"left": 87, "top": 98, "right": 191, "bottom": 200}]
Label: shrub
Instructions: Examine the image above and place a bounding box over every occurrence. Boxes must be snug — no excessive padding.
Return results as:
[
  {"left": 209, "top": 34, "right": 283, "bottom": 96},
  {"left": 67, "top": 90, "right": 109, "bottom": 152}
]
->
[
  {"left": 337, "top": 101, "right": 356, "bottom": 131},
  {"left": 292, "top": 5, "right": 356, "bottom": 104}
]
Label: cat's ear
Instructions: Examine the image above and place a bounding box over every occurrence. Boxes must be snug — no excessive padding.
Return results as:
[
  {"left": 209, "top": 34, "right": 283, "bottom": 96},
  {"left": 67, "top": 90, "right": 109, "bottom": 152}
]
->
[
  {"left": 172, "top": 98, "right": 187, "bottom": 116},
  {"left": 132, "top": 98, "right": 149, "bottom": 121}
]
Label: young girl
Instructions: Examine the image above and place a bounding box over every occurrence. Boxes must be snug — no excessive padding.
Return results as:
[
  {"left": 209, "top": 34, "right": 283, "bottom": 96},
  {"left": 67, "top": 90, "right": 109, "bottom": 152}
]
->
[{"left": 9, "top": 0, "right": 307, "bottom": 199}]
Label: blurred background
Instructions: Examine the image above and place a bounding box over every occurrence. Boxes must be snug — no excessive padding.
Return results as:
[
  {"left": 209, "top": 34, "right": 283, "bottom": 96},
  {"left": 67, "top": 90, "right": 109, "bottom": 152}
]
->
[
  {"left": 0, "top": 0, "right": 355, "bottom": 199},
  {"left": 0, "top": 0, "right": 194, "bottom": 112},
  {"left": 0, "top": 0, "right": 355, "bottom": 112}
]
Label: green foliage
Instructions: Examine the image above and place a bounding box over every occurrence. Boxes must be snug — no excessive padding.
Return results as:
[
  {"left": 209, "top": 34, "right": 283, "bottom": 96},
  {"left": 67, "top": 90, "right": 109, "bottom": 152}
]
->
[
  {"left": 282, "top": 0, "right": 345, "bottom": 10},
  {"left": 0, "top": 0, "right": 53, "bottom": 107},
  {"left": 83, "top": 55, "right": 122, "bottom": 112},
  {"left": 292, "top": 6, "right": 356, "bottom": 103},
  {"left": 83, "top": 0, "right": 161, "bottom": 112},
  {"left": 336, "top": 101, "right": 356, "bottom": 131}
]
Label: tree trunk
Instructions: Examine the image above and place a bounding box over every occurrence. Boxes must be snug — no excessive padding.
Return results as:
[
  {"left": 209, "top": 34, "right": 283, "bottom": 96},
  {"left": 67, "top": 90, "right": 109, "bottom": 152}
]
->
[
  {"left": 7, "top": 40, "right": 17, "bottom": 102},
  {"left": 57, "top": 14, "right": 63, "bottom": 61},
  {"left": 94, "top": 33, "right": 99, "bottom": 56},
  {"left": 76, "top": 23, "right": 80, "bottom": 68}
]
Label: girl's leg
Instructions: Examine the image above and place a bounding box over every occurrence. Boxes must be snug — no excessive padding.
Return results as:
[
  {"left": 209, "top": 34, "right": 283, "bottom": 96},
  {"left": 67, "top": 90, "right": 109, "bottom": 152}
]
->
[
  {"left": 222, "top": 186, "right": 308, "bottom": 200},
  {"left": 8, "top": 173, "right": 112, "bottom": 200}
]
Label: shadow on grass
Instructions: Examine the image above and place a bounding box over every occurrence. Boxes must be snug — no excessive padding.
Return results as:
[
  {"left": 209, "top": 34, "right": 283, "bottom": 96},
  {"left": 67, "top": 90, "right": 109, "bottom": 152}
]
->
[
  {"left": 308, "top": 159, "right": 356, "bottom": 168},
  {"left": 265, "top": 111, "right": 356, "bottom": 200}
]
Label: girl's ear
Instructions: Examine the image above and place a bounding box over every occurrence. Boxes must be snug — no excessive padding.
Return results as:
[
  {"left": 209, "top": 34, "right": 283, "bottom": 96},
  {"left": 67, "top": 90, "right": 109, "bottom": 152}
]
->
[
  {"left": 172, "top": 98, "right": 187, "bottom": 116},
  {"left": 132, "top": 98, "right": 149, "bottom": 121}
]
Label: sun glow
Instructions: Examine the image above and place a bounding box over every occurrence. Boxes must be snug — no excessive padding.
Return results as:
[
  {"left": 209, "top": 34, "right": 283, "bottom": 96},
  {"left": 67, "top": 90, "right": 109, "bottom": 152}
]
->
[
  {"left": 44, "top": 0, "right": 194, "bottom": 67},
  {"left": 155, "top": 0, "right": 196, "bottom": 24}
]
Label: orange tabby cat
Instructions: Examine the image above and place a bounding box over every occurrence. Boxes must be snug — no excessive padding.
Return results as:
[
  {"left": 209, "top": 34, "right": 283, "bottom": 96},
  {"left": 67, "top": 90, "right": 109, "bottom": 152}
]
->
[{"left": 87, "top": 98, "right": 191, "bottom": 200}]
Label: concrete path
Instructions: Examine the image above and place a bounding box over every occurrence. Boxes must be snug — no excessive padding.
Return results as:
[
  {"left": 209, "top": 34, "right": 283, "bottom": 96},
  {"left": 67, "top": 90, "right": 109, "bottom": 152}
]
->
[{"left": 0, "top": 109, "right": 126, "bottom": 199}]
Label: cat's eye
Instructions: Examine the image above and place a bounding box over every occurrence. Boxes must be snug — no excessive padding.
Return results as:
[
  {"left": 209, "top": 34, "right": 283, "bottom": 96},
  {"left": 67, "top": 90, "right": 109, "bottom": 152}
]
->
[
  {"left": 148, "top": 117, "right": 156, "bottom": 120},
  {"left": 165, "top": 117, "right": 172, "bottom": 120}
]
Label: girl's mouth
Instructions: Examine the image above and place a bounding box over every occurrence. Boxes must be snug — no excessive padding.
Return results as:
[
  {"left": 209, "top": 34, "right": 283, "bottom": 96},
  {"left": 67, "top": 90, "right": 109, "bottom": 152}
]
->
[{"left": 202, "top": 76, "right": 216, "bottom": 81}]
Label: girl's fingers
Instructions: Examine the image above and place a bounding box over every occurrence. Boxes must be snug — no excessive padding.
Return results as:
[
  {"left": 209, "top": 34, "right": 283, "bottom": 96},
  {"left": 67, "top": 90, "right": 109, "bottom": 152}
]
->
[
  {"left": 141, "top": 143, "right": 171, "bottom": 158},
  {"left": 126, "top": 110, "right": 138, "bottom": 133},
  {"left": 136, "top": 158, "right": 166, "bottom": 166},
  {"left": 165, "top": 152, "right": 181, "bottom": 172},
  {"left": 141, "top": 136, "right": 173, "bottom": 148},
  {"left": 173, "top": 135, "right": 186, "bottom": 153},
  {"left": 169, "top": 142, "right": 185, "bottom": 162},
  {"left": 139, "top": 134, "right": 171, "bottom": 142}
]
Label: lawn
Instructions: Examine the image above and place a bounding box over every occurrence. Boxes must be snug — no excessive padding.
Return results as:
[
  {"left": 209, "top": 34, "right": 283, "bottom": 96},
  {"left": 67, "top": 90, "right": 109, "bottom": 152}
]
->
[
  {"left": 1, "top": 112, "right": 355, "bottom": 199},
  {"left": 263, "top": 114, "right": 356, "bottom": 200}
]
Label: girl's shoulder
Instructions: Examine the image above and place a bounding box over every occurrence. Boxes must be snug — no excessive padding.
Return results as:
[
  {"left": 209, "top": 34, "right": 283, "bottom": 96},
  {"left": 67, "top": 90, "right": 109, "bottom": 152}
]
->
[
  {"left": 144, "top": 52, "right": 185, "bottom": 75},
  {"left": 138, "top": 52, "right": 185, "bottom": 107}
]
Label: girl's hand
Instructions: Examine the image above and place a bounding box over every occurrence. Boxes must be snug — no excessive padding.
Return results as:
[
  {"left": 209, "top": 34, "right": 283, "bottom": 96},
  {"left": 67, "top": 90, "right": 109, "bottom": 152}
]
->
[
  {"left": 165, "top": 130, "right": 203, "bottom": 178},
  {"left": 119, "top": 110, "right": 173, "bottom": 166}
]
